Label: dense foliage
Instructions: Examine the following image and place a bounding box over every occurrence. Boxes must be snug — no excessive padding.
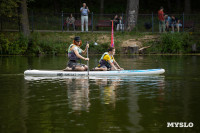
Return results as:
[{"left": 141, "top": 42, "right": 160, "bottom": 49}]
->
[
  {"left": 0, "top": 32, "right": 66, "bottom": 55},
  {"left": 143, "top": 33, "right": 199, "bottom": 54},
  {"left": 0, "top": 32, "right": 120, "bottom": 55},
  {"left": 27, "top": 0, "right": 200, "bottom": 14},
  {"left": 0, "top": 33, "right": 28, "bottom": 55},
  {"left": 1, "top": 32, "right": 199, "bottom": 55}
]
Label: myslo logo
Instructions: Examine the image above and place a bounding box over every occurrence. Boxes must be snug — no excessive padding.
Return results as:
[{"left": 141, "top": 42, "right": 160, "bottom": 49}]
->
[{"left": 167, "top": 122, "right": 194, "bottom": 127}]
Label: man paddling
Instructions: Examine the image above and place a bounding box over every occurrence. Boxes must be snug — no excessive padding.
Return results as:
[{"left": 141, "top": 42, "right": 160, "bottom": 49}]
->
[
  {"left": 93, "top": 47, "right": 123, "bottom": 71},
  {"left": 63, "top": 36, "right": 89, "bottom": 71}
]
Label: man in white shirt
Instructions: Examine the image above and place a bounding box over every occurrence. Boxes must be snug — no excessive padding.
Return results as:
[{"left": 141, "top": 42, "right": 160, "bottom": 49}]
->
[{"left": 80, "top": 3, "right": 90, "bottom": 32}]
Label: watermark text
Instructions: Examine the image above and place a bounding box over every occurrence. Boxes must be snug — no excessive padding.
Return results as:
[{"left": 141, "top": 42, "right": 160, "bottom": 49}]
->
[{"left": 167, "top": 122, "right": 194, "bottom": 127}]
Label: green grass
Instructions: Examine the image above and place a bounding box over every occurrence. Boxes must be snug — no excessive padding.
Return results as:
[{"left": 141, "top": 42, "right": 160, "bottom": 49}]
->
[{"left": 0, "top": 31, "right": 200, "bottom": 55}]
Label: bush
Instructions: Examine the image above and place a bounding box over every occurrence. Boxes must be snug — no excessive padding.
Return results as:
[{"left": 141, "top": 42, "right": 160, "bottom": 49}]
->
[
  {"left": 27, "top": 32, "right": 42, "bottom": 55},
  {"left": 0, "top": 34, "right": 10, "bottom": 54},
  {"left": 143, "top": 33, "right": 194, "bottom": 54},
  {"left": 0, "top": 32, "right": 198, "bottom": 55},
  {"left": 14, "top": 33, "right": 29, "bottom": 54},
  {"left": 160, "top": 33, "right": 193, "bottom": 54},
  {"left": 0, "top": 33, "right": 28, "bottom": 55}
]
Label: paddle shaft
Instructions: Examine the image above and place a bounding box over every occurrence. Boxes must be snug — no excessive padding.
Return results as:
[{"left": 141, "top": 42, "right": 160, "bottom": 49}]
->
[{"left": 86, "top": 42, "right": 89, "bottom": 75}]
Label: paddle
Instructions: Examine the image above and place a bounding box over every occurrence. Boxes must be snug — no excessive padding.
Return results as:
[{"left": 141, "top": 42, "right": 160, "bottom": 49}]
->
[{"left": 86, "top": 41, "right": 89, "bottom": 76}]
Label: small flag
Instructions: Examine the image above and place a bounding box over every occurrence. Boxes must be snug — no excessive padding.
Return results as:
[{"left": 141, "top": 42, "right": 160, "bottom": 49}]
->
[{"left": 111, "top": 20, "right": 114, "bottom": 47}]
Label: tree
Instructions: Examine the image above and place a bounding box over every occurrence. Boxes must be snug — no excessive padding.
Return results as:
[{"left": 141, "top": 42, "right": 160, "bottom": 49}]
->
[
  {"left": 53, "top": 0, "right": 61, "bottom": 13},
  {"left": 184, "top": 0, "right": 191, "bottom": 14},
  {"left": 0, "top": 0, "right": 30, "bottom": 36},
  {"left": 125, "top": 0, "right": 139, "bottom": 31},
  {"left": 19, "top": 0, "right": 30, "bottom": 36},
  {"left": 176, "top": 0, "right": 181, "bottom": 12},
  {"left": 0, "top": 0, "right": 19, "bottom": 17},
  {"left": 167, "top": 0, "right": 172, "bottom": 13},
  {"left": 100, "top": 0, "right": 104, "bottom": 17}
]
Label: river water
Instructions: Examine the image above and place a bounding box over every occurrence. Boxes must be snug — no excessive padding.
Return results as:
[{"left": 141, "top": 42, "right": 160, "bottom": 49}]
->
[{"left": 0, "top": 55, "right": 200, "bottom": 133}]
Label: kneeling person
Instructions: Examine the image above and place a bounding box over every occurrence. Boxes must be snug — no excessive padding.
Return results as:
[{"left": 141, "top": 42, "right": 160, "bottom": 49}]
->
[
  {"left": 94, "top": 47, "right": 123, "bottom": 71},
  {"left": 63, "top": 36, "right": 89, "bottom": 71}
]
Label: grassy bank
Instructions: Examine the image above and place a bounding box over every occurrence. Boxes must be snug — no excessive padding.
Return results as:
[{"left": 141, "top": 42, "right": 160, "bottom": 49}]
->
[
  {"left": 143, "top": 32, "right": 200, "bottom": 54},
  {"left": 0, "top": 31, "right": 200, "bottom": 55}
]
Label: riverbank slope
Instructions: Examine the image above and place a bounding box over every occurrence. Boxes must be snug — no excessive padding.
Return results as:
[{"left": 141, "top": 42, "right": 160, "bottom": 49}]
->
[{"left": 0, "top": 32, "right": 199, "bottom": 55}]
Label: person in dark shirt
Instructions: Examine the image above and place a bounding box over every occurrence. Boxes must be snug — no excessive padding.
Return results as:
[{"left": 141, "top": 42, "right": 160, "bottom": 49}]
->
[
  {"left": 66, "top": 14, "right": 75, "bottom": 31},
  {"left": 113, "top": 14, "right": 119, "bottom": 28},
  {"left": 171, "top": 15, "right": 182, "bottom": 32}
]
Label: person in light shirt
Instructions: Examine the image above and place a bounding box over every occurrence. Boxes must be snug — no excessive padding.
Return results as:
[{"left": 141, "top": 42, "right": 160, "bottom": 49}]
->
[{"left": 80, "top": 3, "right": 90, "bottom": 32}]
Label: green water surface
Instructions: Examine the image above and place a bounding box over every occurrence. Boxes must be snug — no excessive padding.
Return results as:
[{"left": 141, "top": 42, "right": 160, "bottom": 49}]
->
[{"left": 0, "top": 55, "right": 200, "bottom": 133}]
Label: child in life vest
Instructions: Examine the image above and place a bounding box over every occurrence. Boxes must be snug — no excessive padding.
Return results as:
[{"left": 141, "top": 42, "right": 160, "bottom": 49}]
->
[{"left": 93, "top": 47, "right": 123, "bottom": 71}]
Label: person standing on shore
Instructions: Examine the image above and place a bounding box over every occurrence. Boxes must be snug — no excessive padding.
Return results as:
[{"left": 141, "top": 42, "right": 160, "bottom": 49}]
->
[
  {"left": 80, "top": 3, "right": 90, "bottom": 32},
  {"left": 158, "top": 6, "right": 165, "bottom": 33}
]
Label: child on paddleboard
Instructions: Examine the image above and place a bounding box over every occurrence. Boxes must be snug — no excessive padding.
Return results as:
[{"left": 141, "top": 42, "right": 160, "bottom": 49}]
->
[
  {"left": 63, "top": 36, "right": 89, "bottom": 71},
  {"left": 93, "top": 46, "right": 123, "bottom": 71}
]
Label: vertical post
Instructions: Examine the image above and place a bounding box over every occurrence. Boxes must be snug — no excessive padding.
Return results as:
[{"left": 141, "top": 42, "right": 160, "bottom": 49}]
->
[
  {"left": 61, "top": 11, "right": 64, "bottom": 32},
  {"left": 31, "top": 10, "right": 34, "bottom": 32},
  {"left": 152, "top": 12, "right": 154, "bottom": 33},
  {"left": 86, "top": 41, "right": 89, "bottom": 75},
  {"left": 17, "top": 7, "right": 21, "bottom": 32},
  {"left": 122, "top": 13, "right": 124, "bottom": 33},
  {"left": 0, "top": 16, "right": 2, "bottom": 31},
  {"left": 182, "top": 12, "right": 184, "bottom": 32},
  {"left": 91, "top": 12, "right": 93, "bottom": 32}
]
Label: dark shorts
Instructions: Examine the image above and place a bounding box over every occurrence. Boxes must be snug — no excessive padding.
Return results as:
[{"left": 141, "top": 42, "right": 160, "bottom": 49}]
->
[
  {"left": 67, "top": 60, "right": 86, "bottom": 70},
  {"left": 97, "top": 64, "right": 111, "bottom": 71},
  {"left": 98, "top": 60, "right": 111, "bottom": 69}
]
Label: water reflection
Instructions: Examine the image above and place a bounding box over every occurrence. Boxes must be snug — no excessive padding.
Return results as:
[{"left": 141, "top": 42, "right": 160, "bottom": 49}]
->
[
  {"left": 2, "top": 55, "right": 200, "bottom": 133},
  {"left": 64, "top": 78, "right": 90, "bottom": 113},
  {"left": 94, "top": 78, "right": 120, "bottom": 107},
  {"left": 24, "top": 75, "right": 166, "bottom": 132}
]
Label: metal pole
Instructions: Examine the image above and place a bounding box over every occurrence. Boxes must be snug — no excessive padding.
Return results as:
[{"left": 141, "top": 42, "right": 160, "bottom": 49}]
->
[
  {"left": 86, "top": 41, "right": 89, "bottom": 76},
  {"left": 91, "top": 12, "right": 93, "bottom": 32},
  {"left": 61, "top": 11, "right": 63, "bottom": 32},
  {"left": 152, "top": 12, "right": 154, "bottom": 33},
  {"left": 183, "top": 12, "right": 184, "bottom": 32},
  {"left": 122, "top": 13, "right": 124, "bottom": 33},
  {"left": 31, "top": 10, "right": 34, "bottom": 32},
  {"left": 18, "top": 7, "right": 21, "bottom": 32},
  {"left": 0, "top": 16, "right": 2, "bottom": 31}
]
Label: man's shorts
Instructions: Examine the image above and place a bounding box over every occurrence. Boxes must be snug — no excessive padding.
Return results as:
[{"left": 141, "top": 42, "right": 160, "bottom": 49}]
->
[
  {"left": 97, "top": 65, "right": 111, "bottom": 71},
  {"left": 67, "top": 60, "right": 86, "bottom": 70}
]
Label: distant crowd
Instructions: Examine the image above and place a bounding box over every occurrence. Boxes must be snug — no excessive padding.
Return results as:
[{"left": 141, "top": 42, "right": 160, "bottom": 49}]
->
[
  {"left": 63, "top": 3, "right": 90, "bottom": 32},
  {"left": 158, "top": 6, "right": 182, "bottom": 33},
  {"left": 112, "top": 14, "right": 124, "bottom": 31},
  {"left": 63, "top": 4, "right": 183, "bottom": 33}
]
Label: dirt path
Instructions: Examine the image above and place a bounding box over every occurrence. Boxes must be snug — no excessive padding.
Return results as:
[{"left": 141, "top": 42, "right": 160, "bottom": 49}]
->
[{"left": 121, "top": 35, "right": 159, "bottom": 48}]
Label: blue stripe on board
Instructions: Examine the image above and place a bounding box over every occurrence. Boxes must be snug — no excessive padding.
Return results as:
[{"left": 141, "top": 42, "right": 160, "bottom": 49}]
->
[{"left": 120, "top": 69, "right": 161, "bottom": 73}]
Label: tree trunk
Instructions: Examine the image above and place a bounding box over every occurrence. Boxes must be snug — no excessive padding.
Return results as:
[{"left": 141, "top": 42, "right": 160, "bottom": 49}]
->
[
  {"left": 184, "top": 0, "right": 191, "bottom": 14},
  {"left": 53, "top": 0, "right": 60, "bottom": 13},
  {"left": 20, "top": 0, "right": 30, "bottom": 36},
  {"left": 176, "top": 0, "right": 181, "bottom": 12},
  {"left": 125, "top": 0, "right": 139, "bottom": 31},
  {"left": 100, "top": 0, "right": 104, "bottom": 18},
  {"left": 167, "top": 0, "right": 171, "bottom": 13}
]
